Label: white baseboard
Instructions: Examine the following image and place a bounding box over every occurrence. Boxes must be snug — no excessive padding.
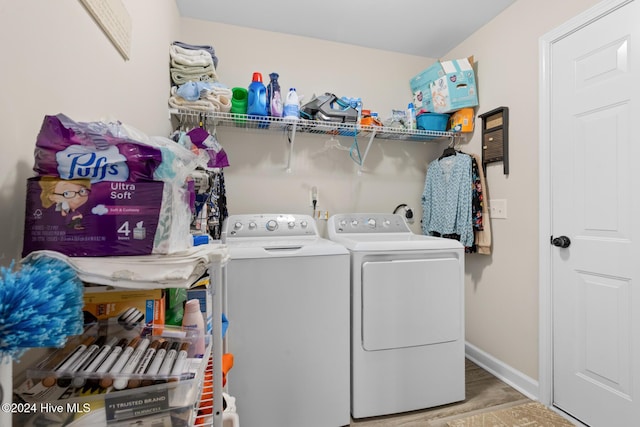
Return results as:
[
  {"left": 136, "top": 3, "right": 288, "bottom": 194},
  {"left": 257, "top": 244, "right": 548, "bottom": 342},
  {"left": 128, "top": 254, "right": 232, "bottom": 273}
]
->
[{"left": 465, "top": 342, "right": 539, "bottom": 401}]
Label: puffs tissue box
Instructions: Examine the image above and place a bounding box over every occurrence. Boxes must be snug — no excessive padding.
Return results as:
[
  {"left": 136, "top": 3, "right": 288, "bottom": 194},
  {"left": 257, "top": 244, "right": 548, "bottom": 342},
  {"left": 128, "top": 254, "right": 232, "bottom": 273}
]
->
[{"left": 22, "top": 177, "right": 193, "bottom": 257}]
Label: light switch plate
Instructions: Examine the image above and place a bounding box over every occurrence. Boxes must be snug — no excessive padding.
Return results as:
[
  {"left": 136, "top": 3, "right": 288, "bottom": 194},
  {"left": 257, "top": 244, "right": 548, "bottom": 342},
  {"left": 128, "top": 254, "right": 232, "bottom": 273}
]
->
[{"left": 489, "top": 199, "right": 507, "bottom": 219}]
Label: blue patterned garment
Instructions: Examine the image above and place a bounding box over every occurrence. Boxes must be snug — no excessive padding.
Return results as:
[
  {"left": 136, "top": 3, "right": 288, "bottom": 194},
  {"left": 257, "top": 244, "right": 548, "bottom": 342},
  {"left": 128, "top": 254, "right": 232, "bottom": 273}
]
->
[{"left": 421, "top": 153, "right": 474, "bottom": 247}]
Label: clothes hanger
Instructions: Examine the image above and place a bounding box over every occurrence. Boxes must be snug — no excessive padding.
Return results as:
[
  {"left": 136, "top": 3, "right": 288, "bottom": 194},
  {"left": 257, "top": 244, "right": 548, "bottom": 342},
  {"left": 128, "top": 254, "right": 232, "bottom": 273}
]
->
[
  {"left": 322, "top": 136, "right": 350, "bottom": 152},
  {"left": 439, "top": 135, "right": 461, "bottom": 160}
]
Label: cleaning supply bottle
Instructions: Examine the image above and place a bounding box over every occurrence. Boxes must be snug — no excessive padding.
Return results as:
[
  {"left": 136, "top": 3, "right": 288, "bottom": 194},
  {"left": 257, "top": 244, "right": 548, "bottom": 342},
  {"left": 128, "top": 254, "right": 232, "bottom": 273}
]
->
[
  {"left": 182, "top": 299, "right": 206, "bottom": 358},
  {"left": 230, "top": 87, "right": 248, "bottom": 124},
  {"left": 283, "top": 88, "right": 300, "bottom": 120},
  {"left": 266, "top": 72, "right": 283, "bottom": 117},
  {"left": 406, "top": 102, "right": 417, "bottom": 130},
  {"left": 247, "top": 72, "right": 267, "bottom": 117}
]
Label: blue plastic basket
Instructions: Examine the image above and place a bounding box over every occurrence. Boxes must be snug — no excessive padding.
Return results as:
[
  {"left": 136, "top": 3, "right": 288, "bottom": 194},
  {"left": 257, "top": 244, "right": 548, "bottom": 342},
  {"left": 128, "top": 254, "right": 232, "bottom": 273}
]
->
[{"left": 416, "top": 113, "right": 450, "bottom": 131}]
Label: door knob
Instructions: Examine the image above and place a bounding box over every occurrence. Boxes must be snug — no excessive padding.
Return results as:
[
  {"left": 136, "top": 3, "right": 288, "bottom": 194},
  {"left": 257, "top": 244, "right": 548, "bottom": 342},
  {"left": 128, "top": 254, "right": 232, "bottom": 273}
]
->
[{"left": 551, "top": 235, "right": 571, "bottom": 248}]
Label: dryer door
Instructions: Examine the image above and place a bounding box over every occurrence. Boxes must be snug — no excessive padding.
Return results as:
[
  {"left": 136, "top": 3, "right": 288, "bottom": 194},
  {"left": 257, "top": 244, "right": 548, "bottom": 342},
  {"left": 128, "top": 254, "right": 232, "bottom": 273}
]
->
[{"left": 361, "top": 257, "right": 462, "bottom": 351}]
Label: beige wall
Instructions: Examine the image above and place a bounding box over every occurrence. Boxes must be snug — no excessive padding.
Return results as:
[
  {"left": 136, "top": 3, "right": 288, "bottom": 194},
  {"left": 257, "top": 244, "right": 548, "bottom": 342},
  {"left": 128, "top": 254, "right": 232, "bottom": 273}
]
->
[
  {"left": 0, "top": 0, "right": 181, "bottom": 265},
  {"left": 1, "top": 0, "right": 181, "bottom": 375},
  {"left": 179, "top": 19, "right": 442, "bottom": 238},
  {"left": 0, "top": 0, "right": 604, "bottom": 384},
  {"left": 446, "top": 0, "right": 600, "bottom": 379}
]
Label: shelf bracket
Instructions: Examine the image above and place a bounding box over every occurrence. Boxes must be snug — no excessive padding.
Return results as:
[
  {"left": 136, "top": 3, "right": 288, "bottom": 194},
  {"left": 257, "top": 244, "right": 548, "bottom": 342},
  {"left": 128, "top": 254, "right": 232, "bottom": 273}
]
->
[
  {"left": 357, "top": 129, "right": 377, "bottom": 175},
  {"left": 285, "top": 121, "right": 298, "bottom": 173}
]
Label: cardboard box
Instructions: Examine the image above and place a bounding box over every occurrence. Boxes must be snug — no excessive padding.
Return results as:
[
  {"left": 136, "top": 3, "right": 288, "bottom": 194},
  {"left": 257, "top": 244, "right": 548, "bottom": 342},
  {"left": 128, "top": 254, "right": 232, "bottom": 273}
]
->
[
  {"left": 83, "top": 287, "right": 165, "bottom": 329},
  {"left": 449, "top": 108, "right": 476, "bottom": 132},
  {"left": 410, "top": 57, "right": 479, "bottom": 114},
  {"left": 22, "top": 177, "right": 192, "bottom": 257}
]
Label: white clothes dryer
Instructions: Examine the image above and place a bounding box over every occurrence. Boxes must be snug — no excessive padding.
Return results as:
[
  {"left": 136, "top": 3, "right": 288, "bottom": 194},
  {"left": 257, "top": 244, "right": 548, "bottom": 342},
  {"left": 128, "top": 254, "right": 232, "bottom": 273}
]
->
[
  {"left": 327, "top": 213, "right": 465, "bottom": 419},
  {"left": 223, "top": 214, "right": 350, "bottom": 427}
]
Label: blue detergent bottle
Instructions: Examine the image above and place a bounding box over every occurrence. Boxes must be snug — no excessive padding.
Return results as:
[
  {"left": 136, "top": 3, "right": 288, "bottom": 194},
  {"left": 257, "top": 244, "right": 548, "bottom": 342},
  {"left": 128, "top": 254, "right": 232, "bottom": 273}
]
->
[{"left": 247, "top": 72, "right": 268, "bottom": 117}]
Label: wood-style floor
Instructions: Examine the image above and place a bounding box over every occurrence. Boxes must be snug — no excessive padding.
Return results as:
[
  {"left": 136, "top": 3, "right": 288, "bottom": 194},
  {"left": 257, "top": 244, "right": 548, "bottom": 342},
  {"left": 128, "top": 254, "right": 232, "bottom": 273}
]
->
[{"left": 350, "top": 358, "right": 531, "bottom": 427}]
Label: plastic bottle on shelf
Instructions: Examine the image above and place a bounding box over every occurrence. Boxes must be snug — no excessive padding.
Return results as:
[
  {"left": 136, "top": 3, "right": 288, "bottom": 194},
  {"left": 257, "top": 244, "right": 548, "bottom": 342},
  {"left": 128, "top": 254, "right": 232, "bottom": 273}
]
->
[
  {"left": 406, "top": 102, "right": 417, "bottom": 130},
  {"left": 247, "top": 72, "right": 268, "bottom": 117},
  {"left": 283, "top": 88, "right": 300, "bottom": 120},
  {"left": 182, "top": 299, "right": 206, "bottom": 358},
  {"left": 267, "top": 72, "right": 283, "bottom": 117}
]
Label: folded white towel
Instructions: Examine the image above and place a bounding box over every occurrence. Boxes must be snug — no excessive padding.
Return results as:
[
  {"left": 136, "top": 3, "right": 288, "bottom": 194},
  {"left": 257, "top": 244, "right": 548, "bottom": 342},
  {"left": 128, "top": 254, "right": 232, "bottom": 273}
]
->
[
  {"left": 23, "top": 244, "right": 229, "bottom": 289},
  {"left": 169, "top": 44, "right": 214, "bottom": 68},
  {"left": 171, "top": 65, "right": 218, "bottom": 85},
  {"left": 169, "top": 95, "right": 217, "bottom": 112}
]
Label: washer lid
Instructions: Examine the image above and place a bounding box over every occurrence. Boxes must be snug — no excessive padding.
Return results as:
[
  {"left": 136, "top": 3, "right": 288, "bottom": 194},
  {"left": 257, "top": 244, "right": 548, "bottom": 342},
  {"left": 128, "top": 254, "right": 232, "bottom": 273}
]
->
[
  {"left": 327, "top": 213, "right": 463, "bottom": 251},
  {"left": 329, "top": 233, "right": 463, "bottom": 251}
]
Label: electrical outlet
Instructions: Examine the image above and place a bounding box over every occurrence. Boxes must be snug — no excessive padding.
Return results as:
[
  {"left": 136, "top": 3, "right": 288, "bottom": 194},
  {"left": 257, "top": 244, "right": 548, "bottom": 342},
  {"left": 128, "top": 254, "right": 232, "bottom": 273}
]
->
[
  {"left": 489, "top": 199, "right": 507, "bottom": 219},
  {"left": 309, "top": 186, "right": 319, "bottom": 207}
]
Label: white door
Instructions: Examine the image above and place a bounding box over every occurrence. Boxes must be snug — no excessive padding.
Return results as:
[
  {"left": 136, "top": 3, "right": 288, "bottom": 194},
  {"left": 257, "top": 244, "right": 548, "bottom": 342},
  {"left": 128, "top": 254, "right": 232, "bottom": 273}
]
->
[{"left": 550, "top": 1, "right": 640, "bottom": 425}]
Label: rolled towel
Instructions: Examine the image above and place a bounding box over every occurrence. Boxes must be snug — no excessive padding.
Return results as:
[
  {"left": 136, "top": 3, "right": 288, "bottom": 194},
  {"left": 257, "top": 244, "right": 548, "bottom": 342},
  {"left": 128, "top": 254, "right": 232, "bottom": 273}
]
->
[{"left": 203, "top": 85, "right": 233, "bottom": 113}]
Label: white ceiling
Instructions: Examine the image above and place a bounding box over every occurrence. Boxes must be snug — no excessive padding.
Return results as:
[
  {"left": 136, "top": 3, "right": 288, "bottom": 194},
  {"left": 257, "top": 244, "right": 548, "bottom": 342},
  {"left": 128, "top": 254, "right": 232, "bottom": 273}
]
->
[{"left": 175, "top": 0, "right": 517, "bottom": 58}]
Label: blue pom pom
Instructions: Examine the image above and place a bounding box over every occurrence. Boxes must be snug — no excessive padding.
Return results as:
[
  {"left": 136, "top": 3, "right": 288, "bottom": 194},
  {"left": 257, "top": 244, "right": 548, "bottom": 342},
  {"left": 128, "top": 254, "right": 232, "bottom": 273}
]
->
[{"left": 0, "top": 256, "right": 84, "bottom": 360}]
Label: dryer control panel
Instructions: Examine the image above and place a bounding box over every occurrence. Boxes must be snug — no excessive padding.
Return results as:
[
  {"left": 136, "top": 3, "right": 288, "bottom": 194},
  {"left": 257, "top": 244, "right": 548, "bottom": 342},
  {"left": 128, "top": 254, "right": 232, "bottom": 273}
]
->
[
  {"left": 223, "top": 214, "right": 318, "bottom": 239},
  {"left": 328, "top": 213, "right": 411, "bottom": 234}
]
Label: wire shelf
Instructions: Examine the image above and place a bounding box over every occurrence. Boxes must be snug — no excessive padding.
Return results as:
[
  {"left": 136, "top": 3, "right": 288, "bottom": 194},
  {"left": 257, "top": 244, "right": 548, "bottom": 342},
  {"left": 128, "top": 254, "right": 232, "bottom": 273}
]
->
[{"left": 170, "top": 110, "right": 454, "bottom": 142}]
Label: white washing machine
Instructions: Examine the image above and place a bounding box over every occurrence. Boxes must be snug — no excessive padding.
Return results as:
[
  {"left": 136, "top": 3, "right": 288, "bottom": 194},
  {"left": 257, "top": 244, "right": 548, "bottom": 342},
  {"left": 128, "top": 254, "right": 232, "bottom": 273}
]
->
[
  {"left": 327, "top": 213, "right": 465, "bottom": 419},
  {"left": 222, "top": 214, "right": 350, "bottom": 427}
]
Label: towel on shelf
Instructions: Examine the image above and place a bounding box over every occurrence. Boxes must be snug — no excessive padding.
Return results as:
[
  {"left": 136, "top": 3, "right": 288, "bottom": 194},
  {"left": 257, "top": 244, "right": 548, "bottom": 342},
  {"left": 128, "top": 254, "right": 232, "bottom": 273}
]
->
[
  {"left": 203, "top": 85, "right": 232, "bottom": 112},
  {"left": 169, "top": 44, "right": 214, "bottom": 68},
  {"left": 168, "top": 86, "right": 231, "bottom": 113},
  {"left": 170, "top": 62, "right": 218, "bottom": 86},
  {"left": 22, "top": 244, "right": 229, "bottom": 289},
  {"left": 172, "top": 41, "right": 218, "bottom": 68}
]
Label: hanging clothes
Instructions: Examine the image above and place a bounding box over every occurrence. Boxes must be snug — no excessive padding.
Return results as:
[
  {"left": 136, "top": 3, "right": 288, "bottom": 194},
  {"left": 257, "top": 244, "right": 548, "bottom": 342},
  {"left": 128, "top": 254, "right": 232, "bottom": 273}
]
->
[
  {"left": 421, "top": 152, "right": 474, "bottom": 247},
  {"left": 170, "top": 115, "right": 230, "bottom": 241},
  {"left": 469, "top": 153, "right": 492, "bottom": 254}
]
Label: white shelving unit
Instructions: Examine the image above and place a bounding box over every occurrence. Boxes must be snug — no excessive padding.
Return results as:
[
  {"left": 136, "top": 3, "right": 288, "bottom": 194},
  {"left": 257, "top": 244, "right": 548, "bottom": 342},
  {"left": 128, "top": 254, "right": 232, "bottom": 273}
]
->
[
  {"left": 14, "top": 245, "right": 229, "bottom": 427},
  {"left": 170, "top": 109, "right": 458, "bottom": 173}
]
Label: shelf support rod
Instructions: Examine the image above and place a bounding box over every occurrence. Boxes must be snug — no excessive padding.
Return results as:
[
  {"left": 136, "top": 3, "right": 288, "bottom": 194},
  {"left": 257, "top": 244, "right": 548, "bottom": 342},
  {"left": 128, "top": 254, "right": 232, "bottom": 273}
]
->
[
  {"left": 286, "top": 121, "right": 297, "bottom": 173},
  {"left": 358, "top": 129, "right": 377, "bottom": 175}
]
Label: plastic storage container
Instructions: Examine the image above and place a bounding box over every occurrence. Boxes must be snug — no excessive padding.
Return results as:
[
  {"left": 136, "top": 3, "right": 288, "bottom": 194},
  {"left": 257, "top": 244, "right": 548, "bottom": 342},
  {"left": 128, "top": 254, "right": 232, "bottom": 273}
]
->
[{"left": 416, "top": 112, "right": 450, "bottom": 131}]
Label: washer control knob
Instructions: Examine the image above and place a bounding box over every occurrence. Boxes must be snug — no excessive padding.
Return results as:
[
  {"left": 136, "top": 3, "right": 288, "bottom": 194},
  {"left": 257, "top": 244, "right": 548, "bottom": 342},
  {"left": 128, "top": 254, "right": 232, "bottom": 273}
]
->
[
  {"left": 266, "top": 220, "right": 278, "bottom": 231},
  {"left": 248, "top": 222, "right": 257, "bottom": 230},
  {"left": 288, "top": 221, "right": 296, "bottom": 229},
  {"left": 300, "top": 221, "right": 308, "bottom": 228},
  {"left": 339, "top": 220, "right": 347, "bottom": 227},
  {"left": 367, "top": 218, "right": 376, "bottom": 228},
  {"left": 383, "top": 219, "right": 391, "bottom": 227},
  {"left": 351, "top": 219, "right": 359, "bottom": 227},
  {"left": 233, "top": 222, "right": 243, "bottom": 230}
]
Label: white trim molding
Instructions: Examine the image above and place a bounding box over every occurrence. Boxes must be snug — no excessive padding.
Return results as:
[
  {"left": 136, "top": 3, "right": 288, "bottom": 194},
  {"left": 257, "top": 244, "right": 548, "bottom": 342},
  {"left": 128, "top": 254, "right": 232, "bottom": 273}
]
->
[
  {"left": 465, "top": 342, "right": 538, "bottom": 401},
  {"left": 537, "top": 0, "right": 634, "bottom": 409}
]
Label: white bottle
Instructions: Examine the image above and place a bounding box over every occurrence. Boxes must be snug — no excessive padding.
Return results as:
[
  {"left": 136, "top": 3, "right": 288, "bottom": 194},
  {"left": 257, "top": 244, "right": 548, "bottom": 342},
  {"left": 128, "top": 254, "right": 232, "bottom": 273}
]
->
[
  {"left": 283, "top": 87, "right": 300, "bottom": 120},
  {"left": 182, "top": 299, "right": 206, "bottom": 358},
  {"left": 406, "top": 102, "right": 417, "bottom": 130}
]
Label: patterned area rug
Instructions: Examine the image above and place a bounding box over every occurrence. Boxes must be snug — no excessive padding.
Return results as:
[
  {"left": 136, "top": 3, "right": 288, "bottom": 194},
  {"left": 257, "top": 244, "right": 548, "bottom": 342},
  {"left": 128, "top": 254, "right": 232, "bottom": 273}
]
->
[{"left": 447, "top": 402, "right": 575, "bottom": 427}]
